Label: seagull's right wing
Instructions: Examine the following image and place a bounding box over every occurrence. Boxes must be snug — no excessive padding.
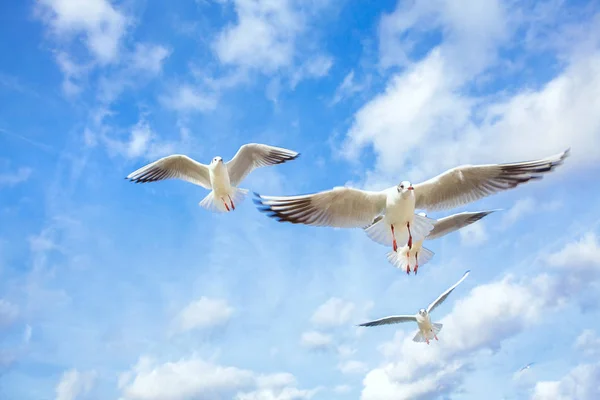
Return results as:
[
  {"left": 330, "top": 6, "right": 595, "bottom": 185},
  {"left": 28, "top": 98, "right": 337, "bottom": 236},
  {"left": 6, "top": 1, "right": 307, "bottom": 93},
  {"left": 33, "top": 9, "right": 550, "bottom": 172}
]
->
[
  {"left": 426, "top": 270, "right": 471, "bottom": 314},
  {"left": 426, "top": 210, "right": 498, "bottom": 240},
  {"left": 414, "top": 149, "right": 569, "bottom": 212},
  {"left": 253, "top": 187, "right": 389, "bottom": 228},
  {"left": 126, "top": 154, "right": 211, "bottom": 189},
  {"left": 357, "top": 315, "right": 417, "bottom": 327}
]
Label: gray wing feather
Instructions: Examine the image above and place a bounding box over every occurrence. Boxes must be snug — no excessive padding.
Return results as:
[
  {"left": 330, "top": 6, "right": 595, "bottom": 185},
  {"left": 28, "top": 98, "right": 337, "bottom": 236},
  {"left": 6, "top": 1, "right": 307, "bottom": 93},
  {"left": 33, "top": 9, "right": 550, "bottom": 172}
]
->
[
  {"left": 358, "top": 315, "right": 417, "bottom": 327},
  {"left": 426, "top": 210, "right": 498, "bottom": 240},
  {"left": 414, "top": 149, "right": 569, "bottom": 211},
  {"left": 427, "top": 270, "right": 471, "bottom": 314},
  {"left": 226, "top": 143, "right": 299, "bottom": 186},
  {"left": 126, "top": 154, "right": 211, "bottom": 189}
]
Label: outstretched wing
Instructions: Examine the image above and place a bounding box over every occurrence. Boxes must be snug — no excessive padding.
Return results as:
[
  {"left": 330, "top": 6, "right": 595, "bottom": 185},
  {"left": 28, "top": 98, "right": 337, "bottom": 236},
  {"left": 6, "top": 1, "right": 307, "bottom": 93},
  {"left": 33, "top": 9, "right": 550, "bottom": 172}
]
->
[
  {"left": 427, "top": 270, "right": 471, "bottom": 314},
  {"left": 357, "top": 315, "right": 417, "bottom": 327},
  {"left": 254, "top": 187, "right": 389, "bottom": 228},
  {"left": 414, "top": 149, "right": 569, "bottom": 211},
  {"left": 126, "top": 154, "right": 211, "bottom": 189},
  {"left": 226, "top": 143, "right": 299, "bottom": 186},
  {"left": 426, "top": 210, "right": 498, "bottom": 240}
]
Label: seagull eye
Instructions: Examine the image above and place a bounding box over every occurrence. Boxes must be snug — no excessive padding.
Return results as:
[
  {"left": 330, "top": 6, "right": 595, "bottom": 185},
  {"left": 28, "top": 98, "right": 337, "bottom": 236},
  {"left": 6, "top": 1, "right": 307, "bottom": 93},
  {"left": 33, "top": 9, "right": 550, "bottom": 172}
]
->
[{"left": 400, "top": 185, "right": 404, "bottom": 189}]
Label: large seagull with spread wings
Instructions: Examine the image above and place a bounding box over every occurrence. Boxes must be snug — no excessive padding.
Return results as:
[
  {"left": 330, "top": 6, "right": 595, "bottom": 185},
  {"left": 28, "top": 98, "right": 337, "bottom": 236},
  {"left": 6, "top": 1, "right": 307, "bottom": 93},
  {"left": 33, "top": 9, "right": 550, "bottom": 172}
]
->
[
  {"left": 253, "top": 149, "right": 569, "bottom": 251},
  {"left": 126, "top": 143, "right": 299, "bottom": 212}
]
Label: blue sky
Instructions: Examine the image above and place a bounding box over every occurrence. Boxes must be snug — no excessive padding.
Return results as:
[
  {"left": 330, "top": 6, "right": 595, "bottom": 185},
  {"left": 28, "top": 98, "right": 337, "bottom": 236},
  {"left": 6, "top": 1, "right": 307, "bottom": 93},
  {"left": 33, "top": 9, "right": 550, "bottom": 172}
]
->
[{"left": 1, "top": 0, "right": 600, "bottom": 399}]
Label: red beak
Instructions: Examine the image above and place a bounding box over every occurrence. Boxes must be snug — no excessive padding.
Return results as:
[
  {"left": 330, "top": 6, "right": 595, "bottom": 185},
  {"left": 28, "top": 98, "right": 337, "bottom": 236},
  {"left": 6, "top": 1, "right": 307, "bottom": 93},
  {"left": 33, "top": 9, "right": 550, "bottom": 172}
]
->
[{"left": 408, "top": 186, "right": 414, "bottom": 191}]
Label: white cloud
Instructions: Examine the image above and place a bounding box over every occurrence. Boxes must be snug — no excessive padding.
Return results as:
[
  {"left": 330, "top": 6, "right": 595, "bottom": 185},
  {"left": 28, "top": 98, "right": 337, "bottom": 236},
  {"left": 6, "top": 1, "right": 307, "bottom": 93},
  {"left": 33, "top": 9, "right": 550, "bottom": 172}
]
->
[
  {"left": 341, "top": 1, "right": 600, "bottom": 189},
  {"left": 300, "top": 331, "right": 333, "bottom": 351},
  {"left": 459, "top": 221, "right": 488, "bottom": 247},
  {"left": 360, "top": 275, "right": 553, "bottom": 399},
  {"left": 129, "top": 43, "right": 171, "bottom": 75},
  {"left": 546, "top": 232, "right": 600, "bottom": 269},
  {"left": 333, "top": 385, "right": 352, "bottom": 394},
  {"left": 532, "top": 363, "right": 600, "bottom": 400},
  {"left": 175, "top": 297, "right": 234, "bottom": 333},
  {"left": 360, "top": 229, "right": 600, "bottom": 399},
  {"left": 119, "top": 356, "right": 316, "bottom": 400},
  {"left": 338, "top": 360, "right": 367, "bottom": 375},
  {"left": 0, "top": 167, "right": 32, "bottom": 187},
  {"left": 161, "top": 84, "right": 218, "bottom": 113},
  {"left": 501, "top": 198, "right": 562, "bottom": 229},
  {"left": 55, "top": 369, "right": 96, "bottom": 400},
  {"left": 100, "top": 118, "right": 178, "bottom": 161},
  {"left": 0, "top": 300, "right": 19, "bottom": 328},
  {"left": 36, "top": 0, "right": 127, "bottom": 63},
  {"left": 213, "top": 0, "right": 303, "bottom": 73},
  {"left": 575, "top": 329, "right": 600, "bottom": 358},
  {"left": 542, "top": 232, "right": 600, "bottom": 301},
  {"left": 331, "top": 70, "right": 367, "bottom": 105},
  {"left": 310, "top": 297, "right": 355, "bottom": 327},
  {"left": 290, "top": 55, "right": 334, "bottom": 88}
]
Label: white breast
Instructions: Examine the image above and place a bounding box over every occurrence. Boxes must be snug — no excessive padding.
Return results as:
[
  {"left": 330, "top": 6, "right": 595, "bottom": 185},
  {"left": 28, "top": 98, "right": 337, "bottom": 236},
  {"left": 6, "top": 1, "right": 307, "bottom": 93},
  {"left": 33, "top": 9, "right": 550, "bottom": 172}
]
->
[{"left": 210, "top": 163, "right": 231, "bottom": 195}]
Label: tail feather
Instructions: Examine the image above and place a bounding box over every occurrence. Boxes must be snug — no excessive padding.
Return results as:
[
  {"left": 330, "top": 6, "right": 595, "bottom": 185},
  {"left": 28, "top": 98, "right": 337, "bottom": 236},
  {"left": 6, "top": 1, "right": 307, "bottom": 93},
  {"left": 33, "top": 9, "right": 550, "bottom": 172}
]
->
[
  {"left": 417, "top": 246, "right": 435, "bottom": 267},
  {"left": 412, "top": 330, "right": 426, "bottom": 343},
  {"left": 432, "top": 322, "right": 443, "bottom": 335},
  {"left": 365, "top": 217, "right": 402, "bottom": 247},
  {"left": 411, "top": 214, "right": 436, "bottom": 243},
  {"left": 199, "top": 187, "right": 249, "bottom": 213},
  {"left": 386, "top": 247, "right": 411, "bottom": 271}
]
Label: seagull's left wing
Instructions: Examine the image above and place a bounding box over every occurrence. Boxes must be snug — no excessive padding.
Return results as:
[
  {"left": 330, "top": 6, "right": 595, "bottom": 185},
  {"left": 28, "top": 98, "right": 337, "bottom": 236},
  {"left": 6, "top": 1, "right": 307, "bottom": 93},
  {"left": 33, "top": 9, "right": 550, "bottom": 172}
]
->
[
  {"left": 426, "top": 270, "right": 471, "bottom": 314},
  {"left": 357, "top": 315, "right": 417, "bottom": 327},
  {"left": 226, "top": 143, "right": 299, "bottom": 186},
  {"left": 413, "top": 149, "right": 569, "bottom": 211},
  {"left": 426, "top": 210, "right": 498, "bottom": 240}
]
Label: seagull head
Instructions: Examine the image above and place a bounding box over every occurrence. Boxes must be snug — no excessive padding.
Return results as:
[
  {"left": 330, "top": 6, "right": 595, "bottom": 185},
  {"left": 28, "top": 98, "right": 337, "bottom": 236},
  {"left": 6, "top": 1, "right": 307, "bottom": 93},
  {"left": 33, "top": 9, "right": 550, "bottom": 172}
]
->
[
  {"left": 397, "top": 181, "right": 414, "bottom": 195},
  {"left": 418, "top": 308, "right": 427, "bottom": 316},
  {"left": 211, "top": 156, "right": 223, "bottom": 165}
]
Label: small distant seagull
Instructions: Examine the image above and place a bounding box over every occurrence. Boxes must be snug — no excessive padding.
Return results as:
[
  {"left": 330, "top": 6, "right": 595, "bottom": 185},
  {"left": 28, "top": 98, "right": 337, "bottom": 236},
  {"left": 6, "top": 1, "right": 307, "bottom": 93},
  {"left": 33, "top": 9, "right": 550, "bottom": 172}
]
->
[
  {"left": 358, "top": 270, "right": 471, "bottom": 344},
  {"left": 518, "top": 362, "right": 535, "bottom": 372},
  {"left": 254, "top": 150, "right": 569, "bottom": 252},
  {"left": 382, "top": 210, "right": 498, "bottom": 275},
  {"left": 126, "top": 143, "right": 299, "bottom": 212}
]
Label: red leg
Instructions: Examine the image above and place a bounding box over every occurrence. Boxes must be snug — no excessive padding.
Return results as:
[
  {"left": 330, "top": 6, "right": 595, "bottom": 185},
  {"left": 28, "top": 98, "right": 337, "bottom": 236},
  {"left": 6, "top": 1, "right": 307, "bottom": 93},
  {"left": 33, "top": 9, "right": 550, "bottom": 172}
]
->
[
  {"left": 434, "top": 334, "right": 439, "bottom": 341},
  {"left": 222, "top": 199, "right": 230, "bottom": 212},
  {"left": 406, "top": 251, "right": 410, "bottom": 274},
  {"left": 407, "top": 222, "right": 413, "bottom": 249},
  {"left": 414, "top": 251, "right": 419, "bottom": 275},
  {"left": 228, "top": 195, "right": 235, "bottom": 210},
  {"left": 391, "top": 225, "right": 398, "bottom": 252},
  {"left": 426, "top": 338, "right": 430, "bottom": 345}
]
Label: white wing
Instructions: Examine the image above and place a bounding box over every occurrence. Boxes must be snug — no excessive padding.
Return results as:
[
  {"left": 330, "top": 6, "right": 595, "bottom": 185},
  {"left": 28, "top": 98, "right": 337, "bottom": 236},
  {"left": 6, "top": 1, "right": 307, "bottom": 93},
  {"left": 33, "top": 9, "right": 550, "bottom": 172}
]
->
[
  {"left": 426, "top": 210, "right": 498, "bottom": 240},
  {"left": 126, "top": 154, "right": 211, "bottom": 189},
  {"left": 426, "top": 270, "right": 471, "bottom": 314},
  {"left": 226, "top": 143, "right": 299, "bottom": 186},
  {"left": 414, "top": 149, "right": 569, "bottom": 211},
  {"left": 254, "top": 187, "right": 389, "bottom": 228},
  {"left": 358, "top": 315, "right": 417, "bottom": 327}
]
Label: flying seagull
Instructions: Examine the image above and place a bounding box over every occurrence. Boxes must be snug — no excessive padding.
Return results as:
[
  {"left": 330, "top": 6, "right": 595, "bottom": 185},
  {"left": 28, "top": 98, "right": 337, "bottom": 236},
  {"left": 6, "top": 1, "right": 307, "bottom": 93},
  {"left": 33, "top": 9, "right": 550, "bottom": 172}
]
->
[
  {"left": 383, "top": 210, "right": 498, "bottom": 275},
  {"left": 518, "top": 362, "right": 535, "bottom": 373},
  {"left": 358, "top": 270, "right": 471, "bottom": 344},
  {"left": 253, "top": 149, "right": 569, "bottom": 252},
  {"left": 126, "top": 143, "right": 299, "bottom": 212}
]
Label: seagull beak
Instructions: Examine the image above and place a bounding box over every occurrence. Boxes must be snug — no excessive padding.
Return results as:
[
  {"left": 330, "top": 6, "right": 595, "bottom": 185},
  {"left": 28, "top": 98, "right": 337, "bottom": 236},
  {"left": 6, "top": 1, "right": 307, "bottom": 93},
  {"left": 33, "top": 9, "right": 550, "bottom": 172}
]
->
[{"left": 408, "top": 186, "right": 414, "bottom": 191}]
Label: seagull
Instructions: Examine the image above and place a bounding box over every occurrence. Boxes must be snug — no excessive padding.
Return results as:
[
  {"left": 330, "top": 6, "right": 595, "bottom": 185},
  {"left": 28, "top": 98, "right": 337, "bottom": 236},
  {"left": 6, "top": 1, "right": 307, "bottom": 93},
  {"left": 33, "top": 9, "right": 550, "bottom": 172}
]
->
[
  {"left": 253, "top": 149, "right": 569, "bottom": 251},
  {"left": 518, "top": 362, "right": 535, "bottom": 373},
  {"left": 126, "top": 143, "right": 299, "bottom": 212},
  {"left": 255, "top": 181, "right": 436, "bottom": 252},
  {"left": 358, "top": 270, "right": 471, "bottom": 344},
  {"left": 383, "top": 210, "right": 498, "bottom": 275}
]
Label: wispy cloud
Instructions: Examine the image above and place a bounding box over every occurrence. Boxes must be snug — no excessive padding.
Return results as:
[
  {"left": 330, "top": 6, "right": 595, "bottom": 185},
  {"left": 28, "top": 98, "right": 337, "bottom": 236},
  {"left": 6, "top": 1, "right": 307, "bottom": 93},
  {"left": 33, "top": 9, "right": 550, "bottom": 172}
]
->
[
  {"left": 173, "top": 297, "right": 234, "bottom": 333},
  {"left": 0, "top": 167, "right": 32, "bottom": 187}
]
